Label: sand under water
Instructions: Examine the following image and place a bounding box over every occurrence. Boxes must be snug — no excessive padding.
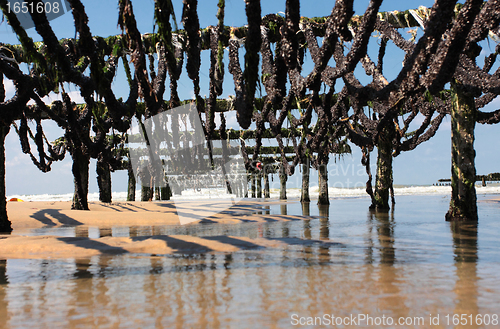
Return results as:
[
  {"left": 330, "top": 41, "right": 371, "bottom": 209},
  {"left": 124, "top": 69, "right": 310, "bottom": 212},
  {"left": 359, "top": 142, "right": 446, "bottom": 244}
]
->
[{"left": 0, "top": 194, "right": 499, "bottom": 328}]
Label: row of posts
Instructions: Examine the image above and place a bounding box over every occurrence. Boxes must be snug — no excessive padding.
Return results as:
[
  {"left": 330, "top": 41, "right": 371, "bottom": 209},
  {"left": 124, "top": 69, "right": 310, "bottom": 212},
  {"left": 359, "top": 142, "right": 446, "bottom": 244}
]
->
[
  {"left": 245, "top": 160, "right": 328, "bottom": 205},
  {"left": 130, "top": 159, "right": 330, "bottom": 204}
]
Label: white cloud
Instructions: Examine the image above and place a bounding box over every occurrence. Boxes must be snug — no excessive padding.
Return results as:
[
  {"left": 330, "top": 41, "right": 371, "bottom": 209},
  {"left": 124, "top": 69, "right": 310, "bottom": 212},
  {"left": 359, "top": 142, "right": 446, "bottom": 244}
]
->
[
  {"left": 27, "top": 90, "right": 86, "bottom": 105},
  {"left": 224, "top": 111, "right": 240, "bottom": 129},
  {"left": 3, "top": 78, "right": 15, "bottom": 100}
]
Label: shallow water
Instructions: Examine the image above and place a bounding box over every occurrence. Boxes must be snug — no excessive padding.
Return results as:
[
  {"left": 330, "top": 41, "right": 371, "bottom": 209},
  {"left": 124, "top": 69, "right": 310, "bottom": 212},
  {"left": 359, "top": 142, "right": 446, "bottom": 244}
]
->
[{"left": 1, "top": 195, "right": 500, "bottom": 328}]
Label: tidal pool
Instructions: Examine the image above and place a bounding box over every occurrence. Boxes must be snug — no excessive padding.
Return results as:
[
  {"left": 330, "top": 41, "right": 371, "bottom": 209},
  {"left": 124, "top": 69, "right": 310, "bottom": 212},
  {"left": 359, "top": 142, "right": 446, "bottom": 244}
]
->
[{"left": 1, "top": 195, "right": 499, "bottom": 328}]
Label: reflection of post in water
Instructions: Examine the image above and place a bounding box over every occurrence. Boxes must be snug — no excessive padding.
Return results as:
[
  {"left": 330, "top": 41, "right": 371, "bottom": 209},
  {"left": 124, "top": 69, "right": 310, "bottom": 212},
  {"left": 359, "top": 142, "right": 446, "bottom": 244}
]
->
[
  {"left": 173, "top": 256, "right": 187, "bottom": 327},
  {"left": 364, "top": 212, "right": 375, "bottom": 264},
  {"left": 256, "top": 204, "right": 269, "bottom": 216},
  {"left": 301, "top": 201, "right": 313, "bottom": 259},
  {"left": 318, "top": 204, "right": 329, "bottom": 240},
  {"left": 0, "top": 260, "right": 10, "bottom": 325},
  {"left": 264, "top": 223, "right": 273, "bottom": 238},
  {"left": 369, "top": 209, "right": 410, "bottom": 320},
  {"left": 192, "top": 254, "right": 222, "bottom": 328},
  {"left": 302, "top": 202, "right": 311, "bottom": 240},
  {"left": 87, "top": 255, "right": 112, "bottom": 312},
  {"left": 301, "top": 202, "right": 310, "bottom": 217},
  {"left": 0, "top": 260, "right": 7, "bottom": 285},
  {"left": 451, "top": 222, "right": 478, "bottom": 263},
  {"left": 206, "top": 254, "right": 222, "bottom": 327},
  {"left": 280, "top": 203, "right": 290, "bottom": 237},
  {"left": 280, "top": 203, "right": 287, "bottom": 216},
  {"left": 75, "top": 226, "right": 89, "bottom": 238},
  {"left": 142, "top": 256, "right": 166, "bottom": 324},
  {"left": 369, "top": 209, "right": 395, "bottom": 265},
  {"left": 100, "top": 228, "right": 112, "bottom": 237},
  {"left": 129, "top": 226, "right": 139, "bottom": 237},
  {"left": 153, "top": 226, "right": 168, "bottom": 236},
  {"left": 220, "top": 254, "right": 234, "bottom": 319},
  {"left": 161, "top": 254, "right": 209, "bottom": 323},
  {"left": 282, "top": 223, "right": 290, "bottom": 238},
  {"left": 450, "top": 222, "right": 479, "bottom": 317},
  {"left": 255, "top": 253, "right": 273, "bottom": 323},
  {"left": 223, "top": 254, "right": 233, "bottom": 270},
  {"left": 68, "top": 258, "right": 101, "bottom": 328},
  {"left": 73, "top": 258, "right": 94, "bottom": 280}
]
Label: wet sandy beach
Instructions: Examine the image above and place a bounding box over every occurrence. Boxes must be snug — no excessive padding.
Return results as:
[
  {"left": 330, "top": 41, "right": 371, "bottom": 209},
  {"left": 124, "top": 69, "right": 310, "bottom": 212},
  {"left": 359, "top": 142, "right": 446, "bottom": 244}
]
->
[
  {"left": 2, "top": 199, "right": 317, "bottom": 259},
  {"left": 0, "top": 195, "right": 499, "bottom": 328}
]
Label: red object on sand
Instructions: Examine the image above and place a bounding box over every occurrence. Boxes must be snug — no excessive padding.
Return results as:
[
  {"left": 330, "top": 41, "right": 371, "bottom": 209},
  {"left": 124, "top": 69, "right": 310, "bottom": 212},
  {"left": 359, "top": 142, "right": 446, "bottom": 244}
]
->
[{"left": 9, "top": 198, "right": 24, "bottom": 202}]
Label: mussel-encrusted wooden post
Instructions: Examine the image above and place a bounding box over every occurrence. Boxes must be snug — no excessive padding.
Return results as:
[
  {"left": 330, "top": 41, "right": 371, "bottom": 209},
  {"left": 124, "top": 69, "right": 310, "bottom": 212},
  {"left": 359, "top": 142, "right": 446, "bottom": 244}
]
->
[
  {"left": 234, "top": 176, "right": 240, "bottom": 197},
  {"left": 251, "top": 173, "right": 256, "bottom": 198},
  {"left": 244, "top": 173, "right": 250, "bottom": 198},
  {"left": 318, "top": 163, "right": 329, "bottom": 205},
  {"left": 71, "top": 148, "right": 90, "bottom": 210},
  {"left": 279, "top": 164, "right": 287, "bottom": 200},
  {"left": 0, "top": 126, "right": 12, "bottom": 232},
  {"left": 264, "top": 171, "right": 270, "bottom": 198},
  {"left": 256, "top": 171, "right": 262, "bottom": 198},
  {"left": 160, "top": 184, "right": 171, "bottom": 200},
  {"left": 301, "top": 160, "right": 310, "bottom": 203},
  {"left": 372, "top": 121, "right": 395, "bottom": 210},
  {"left": 139, "top": 168, "right": 153, "bottom": 201},
  {"left": 127, "top": 162, "right": 136, "bottom": 201},
  {"left": 141, "top": 185, "right": 152, "bottom": 201},
  {"left": 240, "top": 175, "right": 245, "bottom": 197},
  {"left": 97, "top": 158, "right": 112, "bottom": 203},
  {"left": 446, "top": 81, "right": 478, "bottom": 221}
]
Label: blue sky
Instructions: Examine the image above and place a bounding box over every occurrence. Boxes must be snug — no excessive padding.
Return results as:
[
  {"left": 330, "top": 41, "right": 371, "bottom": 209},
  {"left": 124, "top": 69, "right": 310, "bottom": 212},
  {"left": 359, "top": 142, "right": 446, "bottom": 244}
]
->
[{"left": 2, "top": 0, "right": 499, "bottom": 196}]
